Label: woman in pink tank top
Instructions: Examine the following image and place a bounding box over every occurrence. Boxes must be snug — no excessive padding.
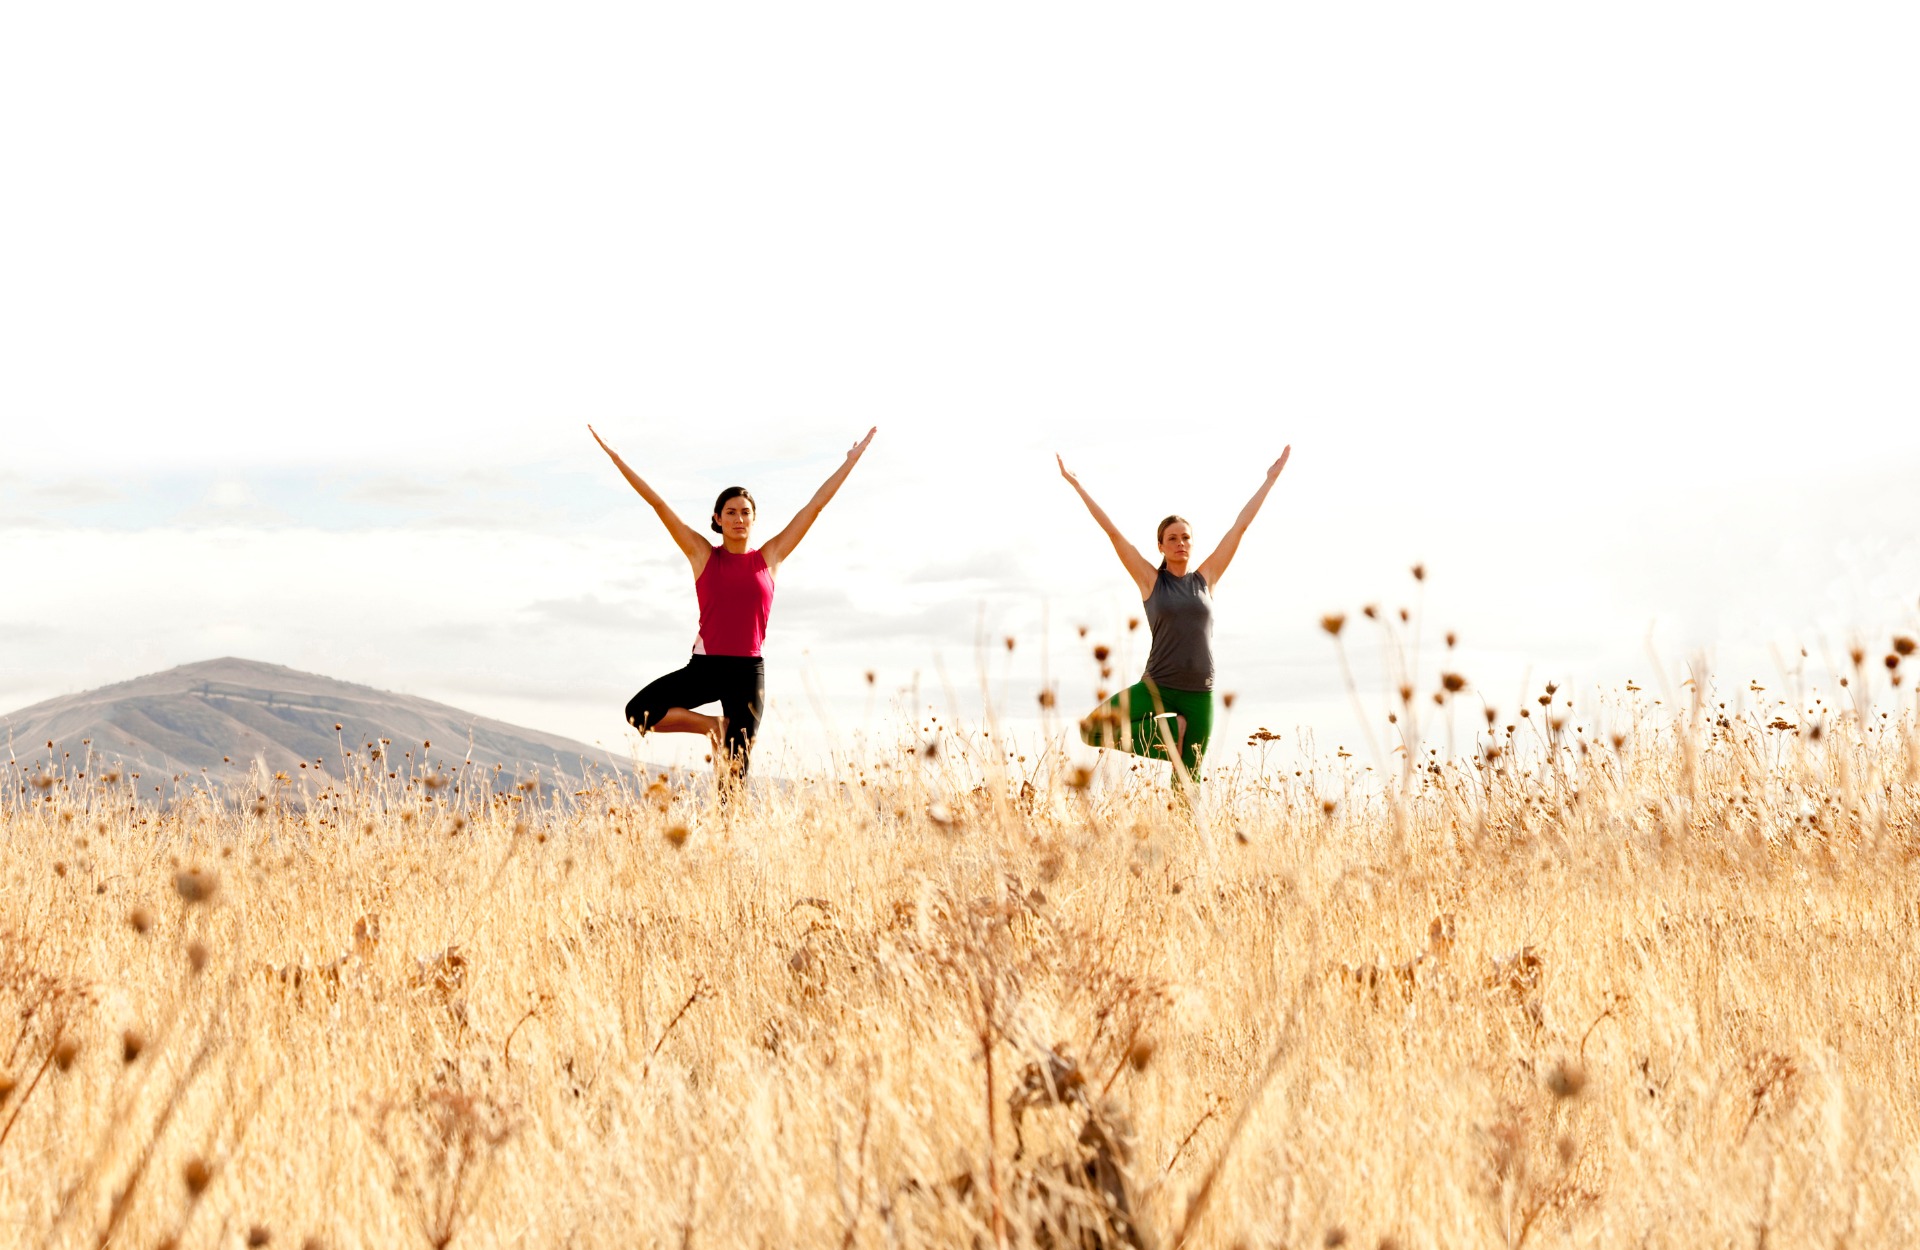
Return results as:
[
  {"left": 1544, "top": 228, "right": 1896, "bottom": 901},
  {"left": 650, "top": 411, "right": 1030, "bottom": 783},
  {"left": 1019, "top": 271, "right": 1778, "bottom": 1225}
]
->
[{"left": 589, "top": 425, "right": 877, "bottom": 789}]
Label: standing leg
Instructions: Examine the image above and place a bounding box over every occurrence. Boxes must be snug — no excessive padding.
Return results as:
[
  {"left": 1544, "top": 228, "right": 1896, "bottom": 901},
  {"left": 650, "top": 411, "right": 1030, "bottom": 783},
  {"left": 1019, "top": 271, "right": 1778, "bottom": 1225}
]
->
[
  {"left": 1171, "top": 690, "right": 1213, "bottom": 786},
  {"left": 715, "top": 658, "right": 767, "bottom": 788}
]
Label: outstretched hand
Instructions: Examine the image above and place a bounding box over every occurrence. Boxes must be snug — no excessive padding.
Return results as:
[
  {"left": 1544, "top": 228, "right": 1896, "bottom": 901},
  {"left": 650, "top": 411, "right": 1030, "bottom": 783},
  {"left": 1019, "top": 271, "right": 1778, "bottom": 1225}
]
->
[
  {"left": 1267, "top": 445, "right": 1292, "bottom": 481},
  {"left": 847, "top": 426, "right": 878, "bottom": 462},
  {"left": 1056, "top": 453, "right": 1080, "bottom": 487},
  {"left": 588, "top": 424, "right": 619, "bottom": 459}
]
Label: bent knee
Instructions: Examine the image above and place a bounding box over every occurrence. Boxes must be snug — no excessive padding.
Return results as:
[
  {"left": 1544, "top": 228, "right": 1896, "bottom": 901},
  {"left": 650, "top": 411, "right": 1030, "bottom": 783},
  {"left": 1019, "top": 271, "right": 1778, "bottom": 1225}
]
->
[{"left": 1079, "top": 706, "right": 1125, "bottom": 747}]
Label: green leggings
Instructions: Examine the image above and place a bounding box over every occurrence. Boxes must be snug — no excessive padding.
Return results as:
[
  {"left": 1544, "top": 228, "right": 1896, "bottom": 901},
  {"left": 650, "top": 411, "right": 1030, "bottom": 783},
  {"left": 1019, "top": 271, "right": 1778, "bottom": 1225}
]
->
[{"left": 1078, "top": 680, "right": 1213, "bottom": 782}]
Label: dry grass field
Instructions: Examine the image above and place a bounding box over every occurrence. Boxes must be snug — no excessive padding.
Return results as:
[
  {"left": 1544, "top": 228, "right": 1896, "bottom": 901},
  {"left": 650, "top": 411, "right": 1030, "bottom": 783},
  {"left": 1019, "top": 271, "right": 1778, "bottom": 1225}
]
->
[{"left": 4, "top": 633, "right": 1919, "bottom": 1248}]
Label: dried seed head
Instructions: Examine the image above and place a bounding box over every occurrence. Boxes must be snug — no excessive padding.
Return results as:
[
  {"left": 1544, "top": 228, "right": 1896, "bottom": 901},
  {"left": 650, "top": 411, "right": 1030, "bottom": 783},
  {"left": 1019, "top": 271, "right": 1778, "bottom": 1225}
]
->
[
  {"left": 186, "top": 941, "right": 210, "bottom": 975},
  {"left": 1411, "top": 563, "right": 1426, "bottom": 582},
  {"left": 1127, "top": 616, "right": 1141, "bottom": 632},
  {"left": 1320, "top": 612, "right": 1346, "bottom": 637},
  {"left": 128, "top": 905, "right": 154, "bottom": 935},
  {"left": 182, "top": 1157, "right": 212, "bottom": 1198},
  {"left": 1093, "top": 644, "right": 1111, "bottom": 662},
  {"left": 247, "top": 1226, "right": 272, "bottom": 1247},
  {"left": 1445, "top": 630, "right": 1457, "bottom": 648},
  {"left": 0, "top": 1073, "right": 16, "bottom": 1105},
  {"left": 53, "top": 1038, "right": 80, "bottom": 1071},
  {"left": 1441, "top": 672, "right": 1467, "bottom": 693},
  {"left": 1484, "top": 706, "right": 1498, "bottom": 726},
  {"left": 1323, "top": 1228, "right": 1348, "bottom": 1249},
  {"left": 1321, "top": 799, "right": 1337, "bottom": 816},
  {"left": 122, "top": 1030, "right": 145, "bottom": 1064},
  {"left": 1545, "top": 1061, "right": 1587, "bottom": 1100},
  {"left": 865, "top": 670, "right": 876, "bottom": 685},
  {"left": 1067, "top": 767, "right": 1094, "bottom": 791},
  {"left": 664, "top": 824, "right": 690, "bottom": 848},
  {"left": 1850, "top": 646, "right": 1865, "bottom": 666},
  {"left": 1127, "top": 1038, "right": 1156, "bottom": 1071},
  {"left": 1398, "top": 684, "right": 1414, "bottom": 704},
  {"left": 173, "top": 869, "right": 217, "bottom": 905},
  {"left": 1037, "top": 688, "right": 1057, "bottom": 708},
  {"left": 1076, "top": 624, "right": 1089, "bottom": 638},
  {"left": 1362, "top": 604, "right": 1378, "bottom": 620},
  {"left": 1222, "top": 692, "right": 1236, "bottom": 709},
  {"left": 1895, "top": 635, "right": 1917, "bottom": 657}
]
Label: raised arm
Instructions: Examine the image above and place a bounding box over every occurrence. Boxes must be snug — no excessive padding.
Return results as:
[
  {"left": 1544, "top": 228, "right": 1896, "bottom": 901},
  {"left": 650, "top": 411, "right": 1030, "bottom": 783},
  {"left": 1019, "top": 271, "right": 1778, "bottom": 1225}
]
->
[
  {"left": 1197, "top": 445, "right": 1290, "bottom": 589},
  {"left": 1058, "top": 455, "right": 1157, "bottom": 599},
  {"left": 759, "top": 427, "right": 877, "bottom": 572},
  {"left": 588, "top": 425, "right": 710, "bottom": 572}
]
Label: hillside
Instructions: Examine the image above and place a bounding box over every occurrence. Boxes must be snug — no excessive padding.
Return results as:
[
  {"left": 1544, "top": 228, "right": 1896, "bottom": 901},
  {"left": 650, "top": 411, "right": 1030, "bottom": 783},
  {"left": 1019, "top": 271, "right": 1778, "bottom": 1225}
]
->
[{"left": 1, "top": 658, "right": 633, "bottom": 792}]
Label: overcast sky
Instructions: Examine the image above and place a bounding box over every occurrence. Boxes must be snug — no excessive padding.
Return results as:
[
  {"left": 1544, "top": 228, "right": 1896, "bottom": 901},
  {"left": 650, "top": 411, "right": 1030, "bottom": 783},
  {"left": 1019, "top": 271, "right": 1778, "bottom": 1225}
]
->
[{"left": 4, "top": 3, "right": 1917, "bottom": 774}]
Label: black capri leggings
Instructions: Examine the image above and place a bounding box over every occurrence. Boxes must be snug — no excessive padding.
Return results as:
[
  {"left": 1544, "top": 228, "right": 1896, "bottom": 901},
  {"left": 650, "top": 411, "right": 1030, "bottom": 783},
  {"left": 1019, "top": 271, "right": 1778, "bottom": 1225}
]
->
[{"left": 625, "top": 655, "right": 766, "bottom": 777}]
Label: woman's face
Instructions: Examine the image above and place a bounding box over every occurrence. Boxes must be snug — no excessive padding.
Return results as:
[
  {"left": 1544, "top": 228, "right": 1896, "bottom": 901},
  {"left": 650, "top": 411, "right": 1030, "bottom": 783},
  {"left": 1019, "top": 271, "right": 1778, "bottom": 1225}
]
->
[
  {"left": 717, "top": 496, "right": 755, "bottom": 542},
  {"left": 1158, "top": 520, "right": 1193, "bottom": 566}
]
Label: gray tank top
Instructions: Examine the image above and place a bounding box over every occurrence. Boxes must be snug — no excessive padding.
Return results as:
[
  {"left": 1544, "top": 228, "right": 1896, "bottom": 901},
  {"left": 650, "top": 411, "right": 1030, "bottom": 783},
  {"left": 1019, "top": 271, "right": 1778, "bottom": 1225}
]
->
[{"left": 1142, "top": 568, "right": 1214, "bottom": 691}]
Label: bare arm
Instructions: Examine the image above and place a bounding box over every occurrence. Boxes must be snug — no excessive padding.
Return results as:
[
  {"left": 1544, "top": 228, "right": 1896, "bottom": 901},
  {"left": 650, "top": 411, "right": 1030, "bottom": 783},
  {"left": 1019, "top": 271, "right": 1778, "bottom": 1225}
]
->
[
  {"left": 1058, "top": 455, "right": 1157, "bottom": 599},
  {"left": 1197, "top": 445, "right": 1290, "bottom": 589},
  {"left": 760, "top": 427, "right": 877, "bottom": 573},
  {"left": 588, "top": 425, "right": 710, "bottom": 573}
]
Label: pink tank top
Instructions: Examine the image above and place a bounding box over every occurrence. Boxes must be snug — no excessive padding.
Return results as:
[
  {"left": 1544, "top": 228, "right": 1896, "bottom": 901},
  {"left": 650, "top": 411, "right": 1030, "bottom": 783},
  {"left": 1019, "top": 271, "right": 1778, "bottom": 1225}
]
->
[{"left": 693, "top": 547, "right": 775, "bottom": 657}]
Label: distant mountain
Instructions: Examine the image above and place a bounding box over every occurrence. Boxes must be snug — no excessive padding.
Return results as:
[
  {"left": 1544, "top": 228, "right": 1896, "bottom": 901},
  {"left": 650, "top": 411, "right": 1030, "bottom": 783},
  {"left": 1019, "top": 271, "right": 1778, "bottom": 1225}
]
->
[{"left": 1, "top": 658, "right": 636, "bottom": 794}]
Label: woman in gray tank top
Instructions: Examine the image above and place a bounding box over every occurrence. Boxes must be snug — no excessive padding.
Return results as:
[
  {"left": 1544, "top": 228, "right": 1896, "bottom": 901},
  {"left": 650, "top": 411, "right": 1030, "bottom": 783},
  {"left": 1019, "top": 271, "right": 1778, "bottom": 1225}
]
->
[{"left": 1057, "top": 447, "right": 1291, "bottom": 785}]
